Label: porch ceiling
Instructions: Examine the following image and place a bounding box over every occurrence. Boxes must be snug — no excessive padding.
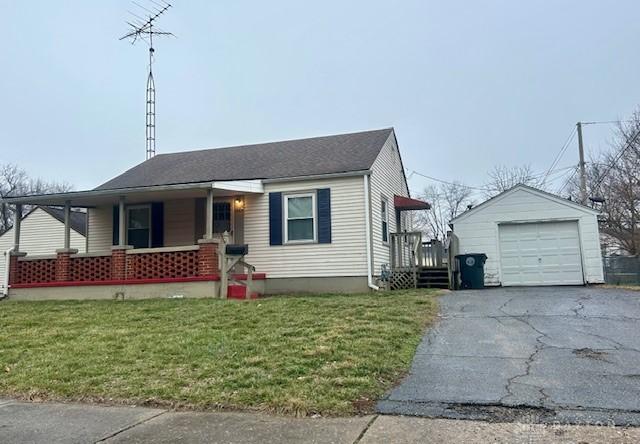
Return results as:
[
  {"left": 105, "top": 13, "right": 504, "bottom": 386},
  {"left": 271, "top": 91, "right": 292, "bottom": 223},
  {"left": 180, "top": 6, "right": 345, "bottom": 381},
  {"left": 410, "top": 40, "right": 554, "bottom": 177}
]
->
[{"left": 1, "top": 180, "right": 264, "bottom": 207}]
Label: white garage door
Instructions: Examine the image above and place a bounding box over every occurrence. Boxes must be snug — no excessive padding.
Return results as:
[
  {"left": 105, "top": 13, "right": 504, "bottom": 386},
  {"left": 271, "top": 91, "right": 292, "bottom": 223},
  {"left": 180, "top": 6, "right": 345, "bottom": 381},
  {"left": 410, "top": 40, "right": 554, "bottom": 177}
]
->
[{"left": 499, "top": 221, "right": 584, "bottom": 286}]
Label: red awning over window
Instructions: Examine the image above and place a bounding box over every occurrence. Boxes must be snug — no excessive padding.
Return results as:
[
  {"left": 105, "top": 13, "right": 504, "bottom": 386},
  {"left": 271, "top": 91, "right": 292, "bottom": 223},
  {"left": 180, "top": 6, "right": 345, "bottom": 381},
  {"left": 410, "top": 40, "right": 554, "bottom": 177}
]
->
[{"left": 394, "top": 194, "right": 430, "bottom": 211}]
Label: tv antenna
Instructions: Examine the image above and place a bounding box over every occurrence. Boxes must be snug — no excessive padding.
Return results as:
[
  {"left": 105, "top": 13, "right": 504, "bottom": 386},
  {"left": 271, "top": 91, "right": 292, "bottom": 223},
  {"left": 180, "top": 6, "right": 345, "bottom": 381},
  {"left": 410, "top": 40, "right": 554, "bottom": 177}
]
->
[{"left": 120, "top": 1, "right": 174, "bottom": 160}]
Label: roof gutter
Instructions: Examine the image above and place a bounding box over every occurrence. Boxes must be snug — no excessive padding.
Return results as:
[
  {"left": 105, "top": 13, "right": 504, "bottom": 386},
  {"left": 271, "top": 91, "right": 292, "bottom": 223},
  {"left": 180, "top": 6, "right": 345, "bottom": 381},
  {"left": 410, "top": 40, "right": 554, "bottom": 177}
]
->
[
  {"left": 262, "top": 170, "right": 370, "bottom": 184},
  {"left": 0, "top": 181, "right": 219, "bottom": 205}
]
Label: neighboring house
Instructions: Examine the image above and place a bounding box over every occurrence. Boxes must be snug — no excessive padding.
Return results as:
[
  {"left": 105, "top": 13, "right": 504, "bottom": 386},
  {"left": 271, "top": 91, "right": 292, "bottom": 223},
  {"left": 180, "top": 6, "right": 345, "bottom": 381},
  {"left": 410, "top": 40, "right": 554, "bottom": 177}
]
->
[
  {"left": 2, "top": 128, "right": 428, "bottom": 299},
  {"left": 450, "top": 184, "right": 604, "bottom": 286},
  {"left": 1, "top": 207, "right": 86, "bottom": 294}
]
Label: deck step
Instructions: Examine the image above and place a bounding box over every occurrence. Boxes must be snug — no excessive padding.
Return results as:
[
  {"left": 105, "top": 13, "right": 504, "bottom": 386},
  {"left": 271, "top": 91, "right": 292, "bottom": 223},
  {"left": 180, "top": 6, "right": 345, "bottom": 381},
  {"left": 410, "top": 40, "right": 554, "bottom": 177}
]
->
[
  {"left": 417, "top": 283, "right": 450, "bottom": 289},
  {"left": 416, "top": 267, "right": 450, "bottom": 289}
]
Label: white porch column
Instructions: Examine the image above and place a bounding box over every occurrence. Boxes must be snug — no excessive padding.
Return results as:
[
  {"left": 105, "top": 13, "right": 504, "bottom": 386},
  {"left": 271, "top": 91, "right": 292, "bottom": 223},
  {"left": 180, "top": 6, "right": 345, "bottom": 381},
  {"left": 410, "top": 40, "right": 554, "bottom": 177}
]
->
[
  {"left": 118, "top": 196, "right": 126, "bottom": 246},
  {"left": 205, "top": 188, "right": 214, "bottom": 239},
  {"left": 13, "top": 203, "right": 22, "bottom": 252},
  {"left": 63, "top": 200, "right": 71, "bottom": 250}
]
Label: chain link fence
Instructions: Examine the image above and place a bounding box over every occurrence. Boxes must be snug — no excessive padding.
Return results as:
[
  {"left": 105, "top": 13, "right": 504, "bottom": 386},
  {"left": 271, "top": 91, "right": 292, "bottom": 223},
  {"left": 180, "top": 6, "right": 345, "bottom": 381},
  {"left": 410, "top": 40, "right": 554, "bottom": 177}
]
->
[{"left": 603, "top": 256, "right": 640, "bottom": 285}]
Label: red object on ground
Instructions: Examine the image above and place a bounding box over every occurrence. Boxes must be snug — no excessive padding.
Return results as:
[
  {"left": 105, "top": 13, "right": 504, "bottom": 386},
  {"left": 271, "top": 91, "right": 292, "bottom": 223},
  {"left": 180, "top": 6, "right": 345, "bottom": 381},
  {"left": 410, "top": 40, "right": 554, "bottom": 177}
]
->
[
  {"left": 394, "top": 194, "right": 430, "bottom": 211},
  {"left": 227, "top": 285, "right": 260, "bottom": 299}
]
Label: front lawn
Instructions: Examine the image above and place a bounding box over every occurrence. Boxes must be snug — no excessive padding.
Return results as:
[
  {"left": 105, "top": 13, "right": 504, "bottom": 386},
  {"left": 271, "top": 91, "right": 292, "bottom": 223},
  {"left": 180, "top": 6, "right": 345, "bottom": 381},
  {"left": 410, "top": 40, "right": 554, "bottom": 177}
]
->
[{"left": 0, "top": 290, "right": 438, "bottom": 416}]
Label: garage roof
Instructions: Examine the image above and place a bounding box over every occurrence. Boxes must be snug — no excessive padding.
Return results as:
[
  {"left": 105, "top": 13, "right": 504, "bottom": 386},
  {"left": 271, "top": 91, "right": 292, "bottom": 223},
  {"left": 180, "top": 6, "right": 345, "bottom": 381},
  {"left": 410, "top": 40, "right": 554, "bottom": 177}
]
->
[{"left": 450, "top": 184, "right": 599, "bottom": 224}]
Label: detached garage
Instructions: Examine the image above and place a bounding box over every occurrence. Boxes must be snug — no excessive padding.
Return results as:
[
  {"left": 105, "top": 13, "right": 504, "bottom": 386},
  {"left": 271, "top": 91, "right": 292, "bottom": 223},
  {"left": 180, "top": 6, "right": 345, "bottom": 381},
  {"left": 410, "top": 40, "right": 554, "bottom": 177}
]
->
[{"left": 450, "top": 185, "right": 604, "bottom": 287}]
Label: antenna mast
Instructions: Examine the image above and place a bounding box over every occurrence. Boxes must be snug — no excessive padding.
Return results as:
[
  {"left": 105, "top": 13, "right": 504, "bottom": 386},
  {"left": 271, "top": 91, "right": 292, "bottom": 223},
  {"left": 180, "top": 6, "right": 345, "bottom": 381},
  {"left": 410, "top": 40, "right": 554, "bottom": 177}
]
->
[{"left": 120, "top": 1, "right": 174, "bottom": 160}]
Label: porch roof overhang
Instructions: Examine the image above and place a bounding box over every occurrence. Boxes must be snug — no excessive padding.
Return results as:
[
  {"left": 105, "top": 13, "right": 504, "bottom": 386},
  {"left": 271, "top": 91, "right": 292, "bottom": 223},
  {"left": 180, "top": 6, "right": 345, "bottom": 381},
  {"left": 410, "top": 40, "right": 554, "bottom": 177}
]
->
[
  {"left": 394, "top": 194, "right": 430, "bottom": 211},
  {"left": 0, "top": 180, "right": 264, "bottom": 208}
]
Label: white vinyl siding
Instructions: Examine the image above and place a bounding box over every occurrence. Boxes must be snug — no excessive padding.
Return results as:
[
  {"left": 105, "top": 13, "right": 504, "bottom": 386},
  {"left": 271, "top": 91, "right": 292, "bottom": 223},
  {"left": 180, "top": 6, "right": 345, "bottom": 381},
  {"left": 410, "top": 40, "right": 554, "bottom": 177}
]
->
[
  {"left": 87, "top": 206, "right": 113, "bottom": 252},
  {"left": 244, "top": 176, "right": 368, "bottom": 278},
  {"left": 369, "top": 133, "right": 411, "bottom": 276},
  {"left": 164, "top": 199, "right": 196, "bottom": 247},
  {"left": 452, "top": 187, "right": 604, "bottom": 286},
  {"left": 0, "top": 208, "right": 86, "bottom": 291}
]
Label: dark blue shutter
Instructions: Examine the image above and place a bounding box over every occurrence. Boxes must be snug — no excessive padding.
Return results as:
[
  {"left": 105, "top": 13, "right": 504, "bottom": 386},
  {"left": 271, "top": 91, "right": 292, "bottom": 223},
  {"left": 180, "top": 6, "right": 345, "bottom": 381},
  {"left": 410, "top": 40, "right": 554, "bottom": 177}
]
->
[
  {"left": 151, "top": 202, "right": 164, "bottom": 248},
  {"left": 317, "top": 188, "right": 331, "bottom": 244},
  {"left": 112, "top": 205, "right": 119, "bottom": 246},
  {"left": 269, "top": 192, "right": 283, "bottom": 245}
]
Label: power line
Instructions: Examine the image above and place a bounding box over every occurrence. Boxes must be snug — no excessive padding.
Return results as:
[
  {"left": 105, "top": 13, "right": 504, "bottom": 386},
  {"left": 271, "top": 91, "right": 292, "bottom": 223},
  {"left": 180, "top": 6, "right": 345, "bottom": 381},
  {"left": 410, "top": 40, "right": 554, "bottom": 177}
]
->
[
  {"left": 409, "top": 171, "right": 489, "bottom": 191},
  {"left": 540, "top": 165, "right": 577, "bottom": 184},
  {"left": 581, "top": 120, "right": 634, "bottom": 126},
  {"left": 409, "top": 165, "right": 576, "bottom": 193},
  {"left": 541, "top": 127, "right": 576, "bottom": 186},
  {"left": 557, "top": 165, "right": 579, "bottom": 195},
  {"left": 590, "top": 128, "right": 640, "bottom": 192}
]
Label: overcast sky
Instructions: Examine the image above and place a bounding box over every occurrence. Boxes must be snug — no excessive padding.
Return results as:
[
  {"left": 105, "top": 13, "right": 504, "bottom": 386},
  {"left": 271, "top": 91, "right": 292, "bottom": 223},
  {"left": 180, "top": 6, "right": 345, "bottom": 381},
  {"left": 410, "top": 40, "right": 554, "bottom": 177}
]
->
[{"left": 1, "top": 1, "right": 638, "bottom": 197}]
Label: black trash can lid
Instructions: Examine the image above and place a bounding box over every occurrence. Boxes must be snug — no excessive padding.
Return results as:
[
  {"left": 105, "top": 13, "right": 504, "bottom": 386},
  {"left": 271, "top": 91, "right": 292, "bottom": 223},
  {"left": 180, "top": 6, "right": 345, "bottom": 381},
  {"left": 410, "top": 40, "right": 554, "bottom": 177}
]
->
[{"left": 455, "top": 253, "right": 487, "bottom": 266}]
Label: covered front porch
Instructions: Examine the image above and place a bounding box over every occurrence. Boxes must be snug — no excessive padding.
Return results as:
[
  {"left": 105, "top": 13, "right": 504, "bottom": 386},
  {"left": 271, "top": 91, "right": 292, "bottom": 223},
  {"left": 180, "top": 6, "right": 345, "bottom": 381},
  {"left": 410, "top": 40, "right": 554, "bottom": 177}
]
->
[{"left": 3, "top": 180, "right": 266, "bottom": 299}]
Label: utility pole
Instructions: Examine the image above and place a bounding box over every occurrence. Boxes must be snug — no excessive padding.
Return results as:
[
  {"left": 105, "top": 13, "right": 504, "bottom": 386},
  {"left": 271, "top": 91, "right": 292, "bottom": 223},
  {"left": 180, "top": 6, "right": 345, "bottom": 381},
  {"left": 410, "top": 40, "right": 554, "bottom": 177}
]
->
[{"left": 577, "top": 122, "right": 587, "bottom": 204}]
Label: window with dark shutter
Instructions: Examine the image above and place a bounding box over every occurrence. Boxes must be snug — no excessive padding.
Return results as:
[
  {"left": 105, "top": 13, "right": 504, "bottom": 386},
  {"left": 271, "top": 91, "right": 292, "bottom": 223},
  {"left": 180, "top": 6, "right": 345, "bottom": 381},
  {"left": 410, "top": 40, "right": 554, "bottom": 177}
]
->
[{"left": 285, "top": 193, "right": 315, "bottom": 242}]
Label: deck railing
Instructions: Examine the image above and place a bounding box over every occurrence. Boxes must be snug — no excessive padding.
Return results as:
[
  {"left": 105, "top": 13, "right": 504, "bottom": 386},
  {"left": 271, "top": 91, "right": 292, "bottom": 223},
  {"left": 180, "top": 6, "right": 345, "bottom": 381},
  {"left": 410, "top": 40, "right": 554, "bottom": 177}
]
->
[
  {"left": 421, "top": 240, "right": 445, "bottom": 268},
  {"left": 390, "top": 233, "right": 446, "bottom": 269}
]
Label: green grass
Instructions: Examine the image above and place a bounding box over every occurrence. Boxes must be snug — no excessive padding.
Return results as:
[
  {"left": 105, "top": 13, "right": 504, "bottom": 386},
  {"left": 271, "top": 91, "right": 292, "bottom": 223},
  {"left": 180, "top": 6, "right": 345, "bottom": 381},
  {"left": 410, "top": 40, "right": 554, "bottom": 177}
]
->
[{"left": 0, "top": 290, "right": 438, "bottom": 416}]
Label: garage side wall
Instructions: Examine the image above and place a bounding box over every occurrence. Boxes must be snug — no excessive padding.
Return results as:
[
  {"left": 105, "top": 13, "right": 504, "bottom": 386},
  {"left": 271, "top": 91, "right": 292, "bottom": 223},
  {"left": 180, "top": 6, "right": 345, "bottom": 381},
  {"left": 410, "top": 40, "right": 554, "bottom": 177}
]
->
[{"left": 452, "top": 188, "right": 604, "bottom": 286}]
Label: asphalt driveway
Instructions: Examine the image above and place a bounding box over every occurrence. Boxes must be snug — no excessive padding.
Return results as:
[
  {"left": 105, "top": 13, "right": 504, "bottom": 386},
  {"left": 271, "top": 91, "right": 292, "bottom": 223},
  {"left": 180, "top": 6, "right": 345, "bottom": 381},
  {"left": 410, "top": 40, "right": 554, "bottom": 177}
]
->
[{"left": 378, "top": 286, "right": 640, "bottom": 425}]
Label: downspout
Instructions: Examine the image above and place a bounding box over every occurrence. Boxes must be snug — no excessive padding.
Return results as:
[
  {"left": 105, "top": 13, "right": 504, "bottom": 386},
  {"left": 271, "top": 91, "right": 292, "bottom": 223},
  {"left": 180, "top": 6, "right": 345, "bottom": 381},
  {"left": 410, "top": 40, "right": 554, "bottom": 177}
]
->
[
  {"left": 1, "top": 247, "right": 13, "bottom": 299},
  {"left": 363, "top": 175, "right": 379, "bottom": 290}
]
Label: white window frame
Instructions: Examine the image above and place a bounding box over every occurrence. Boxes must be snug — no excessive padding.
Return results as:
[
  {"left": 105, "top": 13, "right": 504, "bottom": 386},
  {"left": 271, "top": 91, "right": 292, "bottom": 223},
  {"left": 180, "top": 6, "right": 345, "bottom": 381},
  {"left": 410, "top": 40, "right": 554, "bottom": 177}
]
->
[
  {"left": 381, "top": 197, "right": 389, "bottom": 244},
  {"left": 126, "top": 204, "right": 152, "bottom": 248},
  {"left": 284, "top": 192, "right": 317, "bottom": 244}
]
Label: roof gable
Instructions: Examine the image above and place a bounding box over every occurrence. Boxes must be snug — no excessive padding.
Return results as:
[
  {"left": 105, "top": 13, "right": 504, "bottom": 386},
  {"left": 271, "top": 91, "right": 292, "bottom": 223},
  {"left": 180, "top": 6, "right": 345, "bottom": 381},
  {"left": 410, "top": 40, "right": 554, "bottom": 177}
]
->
[
  {"left": 40, "top": 207, "right": 87, "bottom": 236},
  {"left": 0, "top": 207, "right": 87, "bottom": 238},
  {"left": 450, "top": 184, "right": 599, "bottom": 224},
  {"left": 96, "top": 128, "right": 394, "bottom": 190}
]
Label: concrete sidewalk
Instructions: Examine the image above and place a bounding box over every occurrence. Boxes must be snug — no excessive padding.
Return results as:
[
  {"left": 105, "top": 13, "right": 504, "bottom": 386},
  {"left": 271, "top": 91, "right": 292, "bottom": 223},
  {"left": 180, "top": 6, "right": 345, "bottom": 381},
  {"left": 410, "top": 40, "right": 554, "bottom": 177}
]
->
[{"left": 1, "top": 399, "right": 640, "bottom": 443}]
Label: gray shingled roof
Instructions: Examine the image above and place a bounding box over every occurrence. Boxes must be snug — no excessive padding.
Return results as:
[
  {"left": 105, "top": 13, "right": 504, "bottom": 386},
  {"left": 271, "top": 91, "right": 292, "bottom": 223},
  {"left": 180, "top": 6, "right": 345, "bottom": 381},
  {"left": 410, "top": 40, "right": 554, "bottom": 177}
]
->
[
  {"left": 96, "top": 128, "right": 394, "bottom": 190},
  {"left": 41, "top": 207, "right": 87, "bottom": 236}
]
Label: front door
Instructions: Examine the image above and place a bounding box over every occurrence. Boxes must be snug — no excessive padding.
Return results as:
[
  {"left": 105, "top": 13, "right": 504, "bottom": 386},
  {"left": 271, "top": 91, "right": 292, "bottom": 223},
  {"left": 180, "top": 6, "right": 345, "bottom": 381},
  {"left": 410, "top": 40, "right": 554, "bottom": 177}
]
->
[
  {"left": 195, "top": 197, "right": 243, "bottom": 243},
  {"left": 213, "top": 201, "right": 233, "bottom": 242}
]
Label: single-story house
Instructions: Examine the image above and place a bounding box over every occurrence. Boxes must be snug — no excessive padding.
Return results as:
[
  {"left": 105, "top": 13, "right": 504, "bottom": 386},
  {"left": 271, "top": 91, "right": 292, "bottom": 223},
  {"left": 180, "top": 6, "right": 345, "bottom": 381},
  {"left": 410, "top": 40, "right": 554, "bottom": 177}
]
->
[
  {"left": 1, "top": 206, "right": 86, "bottom": 295},
  {"left": 1, "top": 128, "right": 429, "bottom": 300},
  {"left": 450, "top": 184, "right": 604, "bottom": 286}
]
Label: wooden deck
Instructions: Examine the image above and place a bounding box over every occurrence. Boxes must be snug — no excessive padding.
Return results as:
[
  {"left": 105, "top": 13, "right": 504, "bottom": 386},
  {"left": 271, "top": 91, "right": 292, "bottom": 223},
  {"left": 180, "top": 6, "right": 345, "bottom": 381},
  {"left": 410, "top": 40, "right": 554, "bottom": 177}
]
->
[{"left": 387, "top": 232, "right": 452, "bottom": 290}]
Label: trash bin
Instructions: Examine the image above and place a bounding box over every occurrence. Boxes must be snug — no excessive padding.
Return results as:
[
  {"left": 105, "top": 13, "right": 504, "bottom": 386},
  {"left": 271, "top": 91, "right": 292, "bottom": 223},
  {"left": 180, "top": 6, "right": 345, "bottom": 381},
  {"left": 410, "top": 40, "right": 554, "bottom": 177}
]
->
[{"left": 455, "top": 253, "right": 487, "bottom": 289}]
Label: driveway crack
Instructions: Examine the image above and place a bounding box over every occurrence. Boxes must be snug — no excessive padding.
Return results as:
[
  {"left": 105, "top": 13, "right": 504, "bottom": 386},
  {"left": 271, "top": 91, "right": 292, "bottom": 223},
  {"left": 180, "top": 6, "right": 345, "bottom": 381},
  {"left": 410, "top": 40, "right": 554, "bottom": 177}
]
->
[{"left": 497, "top": 302, "right": 553, "bottom": 407}]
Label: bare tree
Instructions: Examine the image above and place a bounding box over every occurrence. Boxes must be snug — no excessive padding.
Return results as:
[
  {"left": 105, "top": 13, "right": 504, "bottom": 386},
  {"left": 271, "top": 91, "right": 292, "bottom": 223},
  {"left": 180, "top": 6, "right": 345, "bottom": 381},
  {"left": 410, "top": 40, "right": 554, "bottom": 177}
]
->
[
  {"left": 415, "top": 182, "right": 475, "bottom": 240},
  {"left": 484, "top": 164, "right": 539, "bottom": 198},
  {"left": 0, "top": 163, "right": 72, "bottom": 233},
  {"left": 562, "top": 110, "right": 640, "bottom": 255}
]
